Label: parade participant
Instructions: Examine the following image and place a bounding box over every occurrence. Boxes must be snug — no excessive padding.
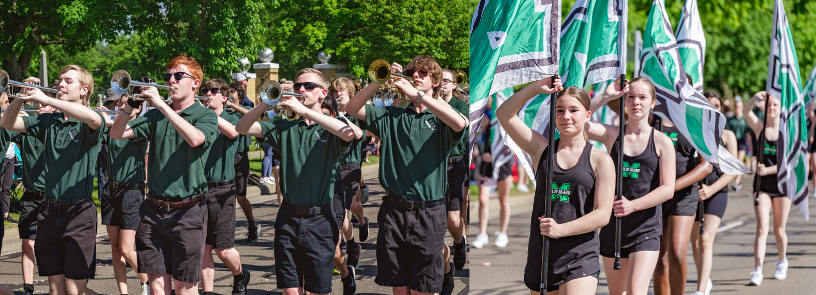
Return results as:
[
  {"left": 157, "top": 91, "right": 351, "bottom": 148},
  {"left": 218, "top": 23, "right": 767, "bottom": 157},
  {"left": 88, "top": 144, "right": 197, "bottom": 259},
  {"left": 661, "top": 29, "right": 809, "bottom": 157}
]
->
[
  {"left": 100, "top": 94, "right": 150, "bottom": 295},
  {"left": 440, "top": 69, "right": 469, "bottom": 273},
  {"left": 226, "top": 82, "right": 259, "bottom": 243},
  {"left": 1, "top": 65, "right": 106, "bottom": 295},
  {"left": 497, "top": 78, "right": 615, "bottom": 294},
  {"left": 725, "top": 98, "right": 750, "bottom": 191},
  {"left": 236, "top": 68, "right": 355, "bottom": 295},
  {"left": 690, "top": 92, "right": 739, "bottom": 295},
  {"left": 346, "top": 55, "right": 467, "bottom": 295},
  {"left": 587, "top": 77, "right": 676, "bottom": 295},
  {"left": 744, "top": 91, "right": 791, "bottom": 286},
  {"left": 109, "top": 54, "right": 218, "bottom": 295}
]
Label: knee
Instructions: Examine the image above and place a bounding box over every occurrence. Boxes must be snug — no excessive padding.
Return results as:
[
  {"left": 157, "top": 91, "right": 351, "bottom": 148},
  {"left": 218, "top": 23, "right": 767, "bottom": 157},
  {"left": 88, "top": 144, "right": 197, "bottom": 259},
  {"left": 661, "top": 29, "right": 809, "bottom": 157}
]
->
[
  {"left": 700, "top": 233, "right": 716, "bottom": 248},
  {"left": 756, "top": 225, "right": 769, "bottom": 236}
]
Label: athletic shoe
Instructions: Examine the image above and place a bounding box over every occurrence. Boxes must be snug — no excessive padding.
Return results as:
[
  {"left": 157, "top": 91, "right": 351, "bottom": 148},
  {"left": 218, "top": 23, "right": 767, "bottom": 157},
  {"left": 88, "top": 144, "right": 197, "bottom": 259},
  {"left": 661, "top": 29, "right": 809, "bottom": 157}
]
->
[
  {"left": 494, "top": 231, "right": 509, "bottom": 248},
  {"left": 517, "top": 183, "right": 530, "bottom": 193},
  {"left": 706, "top": 278, "right": 712, "bottom": 295},
  {"left": 141, "top": 282, "right": 150, "bottom": 295},
  {"left": 359, "top": 216, "right": 370, "bottom": 242},
  {"left": 341, "top": 265, "right": 356, "bottom": 295},
  {"left": 246, "top": 222, "right": 260, "bottom": 243},
  {"left": 231, "top": 269, "right": 250, "bottom": 295},
  {"left": 453, "top": 237, "right": 467, "bottom": 270},
  {"left": 733, "top": 184, "right": 742, "bottom": 192},
  {"left": 440, "top": 262, "right": 455, "bottom": 295},
  {"left": 5, "top": 215, "right": 18, "bottom": 224},
  {"left": 472, "top": 233, "right": 489, "bottom": 249},
  {"left": 347, "top": 242, "right": 361, "bottom": 268},
  {"left": 749, "top": 270, "right": 763, "bottom": 286},
  {"left": 774, "top": 260, "right": 788, "bottom": 280},
  {"left": 693, "top": 292, "right": 705, "bottom": 295},
  {"left": 333, "top": 268, "right": 341, "bottom": 275}
]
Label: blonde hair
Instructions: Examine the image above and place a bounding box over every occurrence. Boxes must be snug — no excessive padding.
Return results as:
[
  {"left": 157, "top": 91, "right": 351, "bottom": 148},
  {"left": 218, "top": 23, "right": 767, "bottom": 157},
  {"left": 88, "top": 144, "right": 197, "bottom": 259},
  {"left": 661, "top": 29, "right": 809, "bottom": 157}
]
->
[
  {"left": 329, "top": 77, "right": 357, "bottom": 97},
  {"left": 58, "top": 65, "right": 94, "bottom": 106},
  {"left": 294, "top": 68, "right": 329, "bottom": 90}
]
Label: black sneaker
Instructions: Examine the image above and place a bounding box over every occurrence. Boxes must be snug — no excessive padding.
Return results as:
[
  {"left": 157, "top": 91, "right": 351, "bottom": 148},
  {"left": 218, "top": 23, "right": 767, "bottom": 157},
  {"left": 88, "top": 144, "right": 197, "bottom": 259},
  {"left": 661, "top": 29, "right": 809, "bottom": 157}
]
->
[
  {"left": 453, "top": 238, "right": 467, "bottom": 270},
  {"left": 441, "top": 262, "right": 455, "bottom": 295},
  {"left": 340, "top": 239, "right": 347, "bottom": 251},
  {"left": 5, "top": 215, "right": 18, "bottom": 224},
  {"left": 246, "top": 222, "right": 260, "bottom": 243},
  {"left": 231, "top": 269, "right": 250, "bottom": 295},
  {"left": 342, "top": 265, "right": 356, "bottom": 295},
  {"left": 359, "top": 217, "right": 370, "bottom": 242},
  {"left": 347, "top": 241, "right": 361, "bottom": 268},
  {"left": 23, "top": 284, "right": 34, "bottom": 295}
]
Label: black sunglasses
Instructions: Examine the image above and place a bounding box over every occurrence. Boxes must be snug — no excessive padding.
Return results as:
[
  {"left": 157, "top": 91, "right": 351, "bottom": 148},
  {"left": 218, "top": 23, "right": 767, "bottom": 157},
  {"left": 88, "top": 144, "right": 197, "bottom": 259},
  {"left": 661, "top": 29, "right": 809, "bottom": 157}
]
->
[
  {"left": 200, "top": 88, "right": 220, "bottom": 95},
  {"left": 293, "top": 82, "right": 323, "bottom": 91},
  {"left": 162, "top": 72, "right": 196, "bottom": 82},
  {"left": 404, "top": 69, "right": 429, "bottom": 78}
]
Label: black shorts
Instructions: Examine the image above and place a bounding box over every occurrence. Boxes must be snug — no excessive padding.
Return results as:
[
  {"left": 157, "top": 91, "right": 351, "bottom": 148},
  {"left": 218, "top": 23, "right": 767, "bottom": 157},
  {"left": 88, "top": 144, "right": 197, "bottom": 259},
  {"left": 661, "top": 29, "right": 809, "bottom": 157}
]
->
[
  {"left": 234, "top": 152, "right": 249, "bottom": 196},
  {"left": 737, "top": 137, "right": 749, "bottom": 151},
  {"left": 205, "top": 181, "right": 237, "bottom": 249},
  {"left": 272, "top": 149, "right": 281, "bottom": 167},
  {"left": 600, "top": 236, "right": 661, "bottom": 258},
  {"left": 274, "top": 202, "right": 338, "bottom": 294},
  {"left": 136, "top": 194, "right": 208, "bottom": 283},
  {"left": 101, "top": 182, "right": 145, "bottom": 230},
  {"left": 35, "top": 198, "right": 97, "bottom": 280},
  {"left": 533, "top": 272, "right": 599, "bottom": 292},
  {"left": 696, "top": 191, "right": 728, "bottom": 220},
  {"left": 445, "top": 156, "right": 468, "bottom": 211},
  {"left": 478, "top": 160, "right": 513, "bottom": 180},
  {"left": 374, "top": 200, "right": 447, "bottom": 294},
  {"left": 333, "top": 164, "right": 361, "bottom": 225},
  {"left": 663, "top": 191, "right": 699, "bottom": 217},
  {"left": 18, "top": 190, "right": 44, "bottom": 239}
]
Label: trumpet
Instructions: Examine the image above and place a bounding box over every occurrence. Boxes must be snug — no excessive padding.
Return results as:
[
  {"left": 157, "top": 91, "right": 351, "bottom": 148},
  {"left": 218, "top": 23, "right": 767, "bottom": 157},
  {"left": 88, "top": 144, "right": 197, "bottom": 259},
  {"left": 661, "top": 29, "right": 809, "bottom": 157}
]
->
[
  {"left": 454, "top": 70, "right": 468, "bottom": 89},
  {"left": 110, "top": 70, "right": 173, "bottom": 102},
  {"left": 195, "top": 95, "right": 210, "bottom": 107},
  {"left": 368, "top": 59, "right": 416, "bottom": 102},
  {"left": 259, "top": 80, "right": 304, "bottom": 120},
  {"left": 0, "top": 69, "right": 60, "bottom": 99}
]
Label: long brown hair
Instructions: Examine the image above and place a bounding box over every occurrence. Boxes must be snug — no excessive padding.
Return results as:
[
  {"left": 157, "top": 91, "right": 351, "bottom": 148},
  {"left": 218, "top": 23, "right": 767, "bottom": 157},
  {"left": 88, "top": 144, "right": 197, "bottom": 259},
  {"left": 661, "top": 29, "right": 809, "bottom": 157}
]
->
[{"left": 556, "top": 86, "right": 591, "bottom": 141}]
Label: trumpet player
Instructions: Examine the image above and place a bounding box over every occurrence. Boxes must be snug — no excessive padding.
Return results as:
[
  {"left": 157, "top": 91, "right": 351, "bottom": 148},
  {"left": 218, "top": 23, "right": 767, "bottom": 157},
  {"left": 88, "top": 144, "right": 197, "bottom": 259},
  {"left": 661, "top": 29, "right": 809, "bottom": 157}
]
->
[
  {"left": 236, "top": 68, "right": 356, "bottom": 295},
  {"left": 109, "top": 54, "right": 218, "bottom": 295},
  {"left": 1, "top": 65, "right": 106, "bottom": 295},
  {"left": 198, "top": 78, "right": 251, "bottom": 295},
  {"left": 226, "top": 82, "right": 260, "bottom": 243},
  {"left": 345, "top": 55, "right": 467, "bottom": 295},
  {"left": 440, "top": 69, "right": 469, "bottom": 280}
]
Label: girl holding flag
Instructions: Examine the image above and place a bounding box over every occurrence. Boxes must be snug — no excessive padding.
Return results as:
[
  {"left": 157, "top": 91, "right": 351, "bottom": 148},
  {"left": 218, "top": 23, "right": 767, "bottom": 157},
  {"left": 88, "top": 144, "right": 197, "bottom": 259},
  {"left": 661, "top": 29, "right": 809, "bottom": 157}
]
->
[{"left": 497, "top": 77, "right": 615, "bottom": 294}]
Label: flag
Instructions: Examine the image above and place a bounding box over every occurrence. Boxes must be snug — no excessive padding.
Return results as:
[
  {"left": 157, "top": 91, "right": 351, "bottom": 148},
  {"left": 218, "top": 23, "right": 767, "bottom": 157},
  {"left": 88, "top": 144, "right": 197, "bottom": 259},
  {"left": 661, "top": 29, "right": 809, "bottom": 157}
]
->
[
  {"left": 469, "top": 0, "right": 561, "bottom": 154},
  {"left": 590, "top": 80, "right": 615, "bottom": 151},
  {"left": 637, "top": 0, "right": 725, "bottom": 166},
  {"left": 488, "top": 88, "right": 516, "bottom": 182},
  {"left": 675, "top": 0, "right": 706, "bottom": 91},
  {"left": 634, "top": 30, "right": 643, "bottom": 78},
  {"left": 506, "top": 0, "right": 627, "bottom": 185},
  {"left": 767, "top": 0, "right": 809, "bottom": 220},
  {"left": 804, "top": 65, "right": 816, "bottom": 105}
]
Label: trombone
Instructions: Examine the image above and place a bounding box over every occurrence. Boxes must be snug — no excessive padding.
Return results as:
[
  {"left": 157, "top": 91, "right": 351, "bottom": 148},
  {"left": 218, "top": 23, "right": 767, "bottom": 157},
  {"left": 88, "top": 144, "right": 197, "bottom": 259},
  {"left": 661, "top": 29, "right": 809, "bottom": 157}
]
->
[
  {"left": 0, "top": 69, "right": 60, "bottom": 99},
  {"left": 110, "top": 70, "right": 173, "bottom": 102},
  {"left": 367, "top": 59, "right": 416, "bottom": 102},
  {"left": 259, "top": 80, "right": 304, "bottom": 120}
]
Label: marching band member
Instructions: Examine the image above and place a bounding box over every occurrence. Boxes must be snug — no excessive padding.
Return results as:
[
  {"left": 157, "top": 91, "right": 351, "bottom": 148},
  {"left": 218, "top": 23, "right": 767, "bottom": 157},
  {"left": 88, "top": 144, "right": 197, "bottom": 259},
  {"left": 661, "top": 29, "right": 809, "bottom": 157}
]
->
[
  {"left": 226, "top": 82, "right": 260, "bottom": 243},
  {"left": 440, "top": 69, "right": 469, "bottom": 277}
]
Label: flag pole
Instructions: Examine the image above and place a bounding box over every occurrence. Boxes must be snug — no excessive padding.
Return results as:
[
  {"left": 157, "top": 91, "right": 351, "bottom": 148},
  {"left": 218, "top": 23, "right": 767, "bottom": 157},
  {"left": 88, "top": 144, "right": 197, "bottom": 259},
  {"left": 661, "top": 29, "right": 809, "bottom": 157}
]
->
[
  {"left": 754, "top": 93, "right": 771, "bottom": 206},
  {"left": 540, "top": 77, "right": 558, "bottom": 293},
  {"left": 699, "top": 193, "right": 705, "bottom": 234},
  {"left": 614, "top": 75, "right": 626, "bottom": 270}
]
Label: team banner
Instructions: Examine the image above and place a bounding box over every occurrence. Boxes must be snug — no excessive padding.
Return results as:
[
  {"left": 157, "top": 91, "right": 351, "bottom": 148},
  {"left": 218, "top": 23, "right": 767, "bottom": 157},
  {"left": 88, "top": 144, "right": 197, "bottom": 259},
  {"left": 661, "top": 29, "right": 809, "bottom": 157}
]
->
[
  {"left": 675, "top": 0, "right": 706, "bottom": 91},
  {"left": 634, "top": 30, "right": 642, "bottom": 78},
  {"left": 488, "top": 88, "right": 517, "bottom": 182},
  {"left": 469, "top": 0, "right": 561, "bottom": 153},
  {"left": 637, "top": 0, "right": 725, "bottom": 166},
  {"left": 804, "top": 65, "right": 816, "bottom": 105},
  {"left": 590, "top": 80, "right": 615, "bottom": 152},
  {"left": 767, "top": 0, "right": 809, "bottom": 220}
]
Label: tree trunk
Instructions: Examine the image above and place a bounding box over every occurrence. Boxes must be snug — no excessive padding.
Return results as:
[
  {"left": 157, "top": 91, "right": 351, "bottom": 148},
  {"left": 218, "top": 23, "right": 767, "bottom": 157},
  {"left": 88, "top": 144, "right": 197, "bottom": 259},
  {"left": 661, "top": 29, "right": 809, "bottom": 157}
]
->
[{"left": 3, "top": 52, "right": 35, "bottom": 82}]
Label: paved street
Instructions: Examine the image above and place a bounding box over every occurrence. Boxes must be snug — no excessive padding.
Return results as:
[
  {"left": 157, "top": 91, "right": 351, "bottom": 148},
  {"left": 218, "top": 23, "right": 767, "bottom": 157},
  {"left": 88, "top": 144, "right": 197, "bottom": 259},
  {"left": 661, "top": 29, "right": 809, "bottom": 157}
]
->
[
  {"left": 469, "top": 175, "right": 816, "bottom": 294},
  {"left": 0, "top": 165, "right": 469, "bottom": 295}
]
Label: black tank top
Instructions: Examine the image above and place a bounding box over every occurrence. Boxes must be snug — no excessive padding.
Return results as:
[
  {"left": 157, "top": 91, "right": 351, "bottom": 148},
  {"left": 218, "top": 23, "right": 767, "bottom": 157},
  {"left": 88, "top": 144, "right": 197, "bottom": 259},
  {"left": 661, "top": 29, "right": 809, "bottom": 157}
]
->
[
  {"left": 529, "top": 140, "right": 599, "bottom": 286},
  {"left": 754, "top": 131, "right": 780, "bottom": 194},
  {"left": 703, "top": 145, "right": 727, "bottom": 194},
  {"left": 662, "top": 125, "right": 699, "bottom": 198},
  {"left": 600, "top": 128, "right": 663, "bottom": 248}
]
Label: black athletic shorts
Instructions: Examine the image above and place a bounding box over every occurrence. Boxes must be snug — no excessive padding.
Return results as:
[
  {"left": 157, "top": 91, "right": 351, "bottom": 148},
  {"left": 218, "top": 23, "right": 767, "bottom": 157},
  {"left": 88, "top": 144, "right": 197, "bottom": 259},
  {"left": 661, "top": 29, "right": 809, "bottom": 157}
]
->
[
  {"left": 101, "top": 182, "right": 145, "bottom": 230},
  {"left": 274, "top": 202, "right": 338, "bottom": 294},
  {"left": 663, "top": 191, "right": 699, "bottom": 217},
  {"left": 234, "top": 152, "right": 249, "bottom": 196},
  {"left": 445, "top": 156, "right": 468, "bottom": 211},
  {"left": 18, "top": 190, "right": 44, "bottom": 239},
  {"left": 333, "top": 163, "right": 361, "bottom": 225},
  {"left": 272, "top": 148, "right": 281, "bottom": 167},
  {"left": 600, "top": 236, "right": 661, "bottom": 259},
  {"left": 35, "top": 198, "right": 97, "bottom": 280},
  {"left": 478, "top": 160, "right": 513, "bottom": 181},
  {"left": 737, "top": 137, "right": 749, "bottom": 151},
  {"left": 205, "top": 181, "right": 237, "bottom": 249},
  {"left": 696, "top": 191, "right": 728, "bottom": 220},
  {"left": 374, "top": 199, "right": 447, "bottom": 294},
  {"left": 136, "top": 193, "right": 208, "bottom": 283}
]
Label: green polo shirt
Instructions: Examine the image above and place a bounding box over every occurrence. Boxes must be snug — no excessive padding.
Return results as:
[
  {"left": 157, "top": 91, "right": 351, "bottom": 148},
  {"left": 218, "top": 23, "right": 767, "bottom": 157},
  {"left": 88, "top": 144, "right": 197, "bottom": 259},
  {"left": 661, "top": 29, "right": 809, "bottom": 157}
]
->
[
  {"left": 205, "top": 111, "right": 241, "bottom": 181},
  {"left": 364, "top": 104, "right": 464, "bottom": 201},
  {"left": 448, "top": 98, "right": 469, "bottom": 157},
  {"left": 129, "top": 103, "right": 218, "bottom": 198},
  {"left": 260, "top": 117, "right": 350, "bottom": 206},
  {"left": 102, "top": 125, "right": 148, "bottom": 183},
  {"left": 22, "top": 112, "right": 105, "bottom": 199},
  {"left": 10, "top": 132, "right": 46, "bottom": 192},
  {"left": 340, "top": 115, "right": 367, "bottom": 165},
  {"left": 227, "top": 109, "right": 251, "bottom": 152}
]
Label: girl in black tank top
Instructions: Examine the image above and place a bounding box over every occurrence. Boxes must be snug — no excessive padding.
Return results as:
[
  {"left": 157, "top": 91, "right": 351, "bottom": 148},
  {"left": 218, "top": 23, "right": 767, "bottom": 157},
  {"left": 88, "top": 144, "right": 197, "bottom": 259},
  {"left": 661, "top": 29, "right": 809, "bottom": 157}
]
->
[
  {"left": 743, "top": 93, "right": 792, "bottom": 286},
  {"left": 496, "top": 79, "right": 615, "bottom": 294}
]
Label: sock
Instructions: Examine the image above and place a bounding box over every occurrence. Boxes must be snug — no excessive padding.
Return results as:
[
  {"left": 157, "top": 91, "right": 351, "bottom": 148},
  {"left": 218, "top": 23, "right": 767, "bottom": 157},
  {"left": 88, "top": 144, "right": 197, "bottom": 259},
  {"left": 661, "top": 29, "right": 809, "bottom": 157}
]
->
[
  {"left": 756, "top": 267, "right": 762, "bottom": 272},
  {"left": 24, "top": 284, "right": 34, "bottom": 293},
  {"left": 778, "top": 259, "right": 788, "bottom": 265}
]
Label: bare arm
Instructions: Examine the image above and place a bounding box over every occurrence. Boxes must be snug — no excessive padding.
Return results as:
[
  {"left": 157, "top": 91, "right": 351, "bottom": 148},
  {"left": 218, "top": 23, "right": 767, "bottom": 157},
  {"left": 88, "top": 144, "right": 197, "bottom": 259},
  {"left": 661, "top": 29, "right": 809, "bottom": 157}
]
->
[
  {"left": 744, "top": 91, "right": 765, "bottom": 134},
  {"left": 226, "top": 100, "right": 250, "bottom": 115},
  {"left": 700, "top": 131, "right": 738, "bottom": 199},
  {"left": 0, "top": 99, "right": 29, "bottom": 133},
  {"left": 392, "top": 79, "right": 467, "bottom": 132},
  {"left": 141, "top": 87, "right": 206, "bottom": 147},
  {"left": 110, "top": 106, "right": 136, "bottom": 139},
  {"left": 674, "top": 155, "right": 713, "bottom": 192},
  {"left": 217, "top": 116, "right": 240, "bottom": 139},
  {"left": 289, "top": 100, "right": 354, "bottom": 142},
  {"left": 235, "top": 101, "right": 267, "bottom": 138},
  {"left": 347, "top": 83, "right": 380, "bottom": 122},
  {"left": 339, "top": 117, "right": 363, "bottom": 140},
  {"left": 43, "top": 97, "right": 103, "bottom": 130}
]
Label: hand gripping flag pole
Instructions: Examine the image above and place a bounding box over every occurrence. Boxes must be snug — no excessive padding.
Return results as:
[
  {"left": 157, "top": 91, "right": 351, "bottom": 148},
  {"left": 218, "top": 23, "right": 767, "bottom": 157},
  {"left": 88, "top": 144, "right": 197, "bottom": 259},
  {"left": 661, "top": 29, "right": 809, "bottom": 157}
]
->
[
  {"left": 614, "top": 75, "right": 626, "bottom": 270},
  {"left": 754, "top": 94, "right": 771, "bottom": 206}
]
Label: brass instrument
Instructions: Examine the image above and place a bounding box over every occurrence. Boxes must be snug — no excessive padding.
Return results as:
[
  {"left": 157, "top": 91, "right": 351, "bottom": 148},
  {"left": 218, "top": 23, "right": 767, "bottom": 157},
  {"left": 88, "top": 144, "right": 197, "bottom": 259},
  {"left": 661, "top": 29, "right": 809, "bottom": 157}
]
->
[
  {"left": 110, "top": 70, "right": 173, "bottom": 102},
  {"left": 367, "top": 59, "right": 416, "bottom": 103},
  {"left": 0, "top": 69, "right": 60, "bottom": 99},
  {"left": 195, "top": 95, "right": 210, "bottom": 107},
  {"left": 259, "top": 80, "right": 304, "bottom": 120},
  {"left": 454, "top": 69, "right": 468, "bottom": 90}
]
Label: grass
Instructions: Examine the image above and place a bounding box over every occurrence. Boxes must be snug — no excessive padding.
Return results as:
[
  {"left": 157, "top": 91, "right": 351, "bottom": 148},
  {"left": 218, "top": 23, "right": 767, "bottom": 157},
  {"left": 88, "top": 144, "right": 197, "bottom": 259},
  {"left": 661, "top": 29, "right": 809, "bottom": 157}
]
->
[{"left": 468, "top": 180, "right": 534, "bottom": 201}]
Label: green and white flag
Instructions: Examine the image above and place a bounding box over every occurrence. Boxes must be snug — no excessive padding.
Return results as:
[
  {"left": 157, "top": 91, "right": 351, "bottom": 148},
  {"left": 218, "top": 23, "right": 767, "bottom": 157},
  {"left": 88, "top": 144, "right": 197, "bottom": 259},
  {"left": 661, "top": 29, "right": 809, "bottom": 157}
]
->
[
  {"left": 675, "top": 0, "right": 706, "bottom": 91},
  {"left": 637, "top": 0, "right": 725, "bottom": 166},
  {"left": 468, "top": 0, "right": 561, "bottom": 152},
  {"left": 767, "top": 0, "right": 808, "bottom": 220},
  {"left": 804, "top": 65, "right": 816, "bottom": 105},
  {"left": 506, "top": 0, "right": 627, "bottom": 184},
  {"left": 487, "top": 88, "right": 517, "bottom": 183},
  {"left": 634, "top": 30, "right": 643, "bottom": 78},
  {"left": 590, "top": 80, "right": 615, "bottom": 152}
]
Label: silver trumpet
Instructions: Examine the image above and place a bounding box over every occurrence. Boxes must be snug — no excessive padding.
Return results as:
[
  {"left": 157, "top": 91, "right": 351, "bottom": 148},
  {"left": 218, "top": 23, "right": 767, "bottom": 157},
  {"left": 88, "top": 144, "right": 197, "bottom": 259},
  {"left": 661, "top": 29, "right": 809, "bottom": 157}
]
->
[
  {"left": 259, "top": 80, "right": 304, "bottom": 120},
  {"left": 0, "top": 69, "right": 60, "bottom": 99},
  {"left": 195, "top": 95, "right": 210, "bottom": 107},
  {"left": 110, "top": 70, "right": 173, "bottom": 102}
]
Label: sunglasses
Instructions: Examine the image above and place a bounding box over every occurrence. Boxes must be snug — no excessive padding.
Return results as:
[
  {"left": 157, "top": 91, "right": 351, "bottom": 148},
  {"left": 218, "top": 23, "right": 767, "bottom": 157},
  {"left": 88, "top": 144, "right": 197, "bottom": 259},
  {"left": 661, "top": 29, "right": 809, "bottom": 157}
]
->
[
  {"left": 404, "top": 69, "right": 429, "bottom": 78},
  {"left": 293, "top": 82, "right": 323, "bottom": 91},
  {"left": 162, "top": 72, "right": 196, "bottom": 82},
  {"left": 200, "top": 88, "right": 220, "bottom": 95}
]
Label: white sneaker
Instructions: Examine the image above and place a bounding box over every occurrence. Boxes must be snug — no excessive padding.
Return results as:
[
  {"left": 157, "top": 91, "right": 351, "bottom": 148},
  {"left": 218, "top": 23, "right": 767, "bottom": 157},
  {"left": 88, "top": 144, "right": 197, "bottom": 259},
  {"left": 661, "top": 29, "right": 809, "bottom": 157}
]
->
[
  {"left": 706, "top": 278, "right": 712, "bottom": 295},
  {"left": 260, "top": 177, "right": 269, "bottom": 184},
  {"left": 269, "top": 177, "right": 276, "bottom": 185},
  {"left": 774, "top": 260, "right": 788, "bottom": 280},
  {"left": 472, "top": 233, "right": 489, "bottom": 249},
  {"left": 749, "top": 270, "right": 763, "bottom": 286},
  {"left": 517, "top": 183, "right": 530, "bottom": 193},
  {"left": 494, "top": 231, "right": 509, "bottom": 248},
  {"left": 693, "top": 292, "right": 705, "bottom": 295},
  {"left": 732, "top": 184, "right": 742, "bottom": 192},
  {"left": 141, "top": 282, "right": 150, "bottom": 295}
]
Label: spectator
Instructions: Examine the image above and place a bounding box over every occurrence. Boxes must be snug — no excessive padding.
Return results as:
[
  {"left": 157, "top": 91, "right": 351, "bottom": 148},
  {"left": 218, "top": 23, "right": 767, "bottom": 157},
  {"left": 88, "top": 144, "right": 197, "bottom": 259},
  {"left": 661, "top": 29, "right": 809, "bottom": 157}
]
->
[{"left": 234, "top": 73, "right": 255, "bottom": 108}]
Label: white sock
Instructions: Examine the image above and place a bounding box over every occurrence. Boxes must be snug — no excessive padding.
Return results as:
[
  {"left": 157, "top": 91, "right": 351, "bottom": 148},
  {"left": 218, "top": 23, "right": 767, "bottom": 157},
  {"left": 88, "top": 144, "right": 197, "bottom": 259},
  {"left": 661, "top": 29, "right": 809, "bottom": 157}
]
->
[
  {"left": 778, "top": 259, "right": 788, "bottom": 265},
  {"left": 756, "top": 267, "right": 762, "bottom": 272}
]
